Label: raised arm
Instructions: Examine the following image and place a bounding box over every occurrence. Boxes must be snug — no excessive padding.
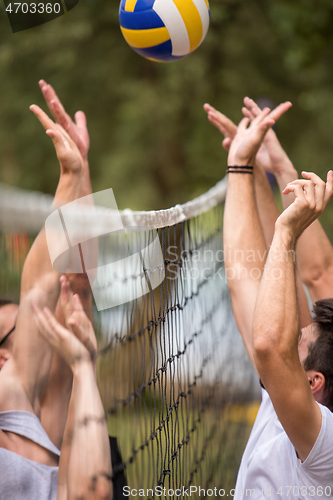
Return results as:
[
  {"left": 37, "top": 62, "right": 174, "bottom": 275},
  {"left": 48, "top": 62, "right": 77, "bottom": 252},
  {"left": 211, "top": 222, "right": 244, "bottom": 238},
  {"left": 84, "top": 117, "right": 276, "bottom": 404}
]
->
[
  {"left": 32, "top": 287, "right": 112, "bottom": 500},
  {"left": 0, "top": 106, "right": 83, "bottom": 417},
  {"left": 243, "top": 97, "right": 333, "bottom": 303},
  {"left": 205, "top": 102, "right": 312, "bottom": 328},
  {"left": 204, "top": 103, "right": 281, "bottom": 247},
  {"left": 204, "top": 105, "right": 277, "bottom": 371},
  {"left": 39, "top": 80, "right": 93, "bottom": 315},
  {"left": 252, "top": 171, "right": 333, "bottom": 461},
  {"left": 37, "top": 81, "right": 95, "bottom": 448}
]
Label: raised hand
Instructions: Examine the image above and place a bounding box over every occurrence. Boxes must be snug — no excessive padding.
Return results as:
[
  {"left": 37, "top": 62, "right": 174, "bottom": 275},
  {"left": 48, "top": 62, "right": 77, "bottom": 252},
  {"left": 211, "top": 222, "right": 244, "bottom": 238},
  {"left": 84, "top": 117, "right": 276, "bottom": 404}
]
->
[
  {"left": 277, "top": 171, "right": 333, "bottom": 240},
  {"left": 227, "top": 108, "right": 276, "bottom": 167},
  {"left": 59, "top": 276, "right": 97, "bottom": 364},
  {"left": 39, "top": 80, "right": 90, "bottom": 160},
  {"left": 32, "top": 283, "right": 97, "bottom": 372},
  {"left": 30, "top": 104, "right": 83, "bottom": 175},
  {"left": 242, "top": 97, "right": 293, "bottom": 175},
  {"left": 203, "top": 103, "right": 237, "bottom": 151},
  {"left": 204, "top": 99, "right": 293, "bottom": 175}
]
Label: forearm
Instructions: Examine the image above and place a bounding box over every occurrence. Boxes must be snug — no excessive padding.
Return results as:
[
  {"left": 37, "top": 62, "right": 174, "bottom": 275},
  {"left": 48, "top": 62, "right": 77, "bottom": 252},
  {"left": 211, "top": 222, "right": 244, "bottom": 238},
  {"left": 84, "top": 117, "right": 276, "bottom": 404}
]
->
[
  {"left": 81, "top": 156, "right": 93, "bottom": 197},
  {"left": 42, "top": 164, "right": 93, "bottom": 445},
  {"left": 56, "top": 386, "right": 74, "bottom": 499},
  {"left": 21, "top": 171, "right": 82, "bottom": 294},
  {"left": 65, "top": 156, "right": 94, "bottom": 319},
  {"left": 224, "top": 173, "right": 267, "bottom": 368},
  {"left": 274, "top": 163, "right": 298, "bottom": 210},
  {"left": 276, "top": 164, "right": 333, "bottom": 301},
  {"left": 13, "top": 171, "right": 82, "bottom": 408},
  {"left": 296, "top": 221, "right": 333, "bottom": 301},
  {"left": 253, "top": 226, "right": 299, "bottom": 370},
  {"left": 66, "top": 362, "right": 112, "bottom": 500},
  {"left": 224, "top": 173, "right": 267, "bottom": 276},
  {"left": 254, "top": 162, "right": 280, "bottom": 247},
  {"left": 255, "top": 162, "right": 311, "bottom": 327}
]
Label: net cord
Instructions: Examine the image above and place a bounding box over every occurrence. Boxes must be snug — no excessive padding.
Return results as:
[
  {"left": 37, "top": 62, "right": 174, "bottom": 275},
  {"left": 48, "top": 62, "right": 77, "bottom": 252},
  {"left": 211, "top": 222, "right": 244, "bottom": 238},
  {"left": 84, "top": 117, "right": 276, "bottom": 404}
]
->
[{"left": 0, "top": 178, "right": 227, "bottom": 233}]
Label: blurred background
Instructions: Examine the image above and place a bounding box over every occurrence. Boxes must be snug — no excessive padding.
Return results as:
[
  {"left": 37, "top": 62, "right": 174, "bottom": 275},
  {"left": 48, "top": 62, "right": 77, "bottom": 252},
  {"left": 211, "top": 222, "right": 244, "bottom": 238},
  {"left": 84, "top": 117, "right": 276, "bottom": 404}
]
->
[
  {"left": 3, "top": 2, "right": 331, "bottom": 491},
  {"left": 1, "top": 0, "right": 333, "bottom": 235}
]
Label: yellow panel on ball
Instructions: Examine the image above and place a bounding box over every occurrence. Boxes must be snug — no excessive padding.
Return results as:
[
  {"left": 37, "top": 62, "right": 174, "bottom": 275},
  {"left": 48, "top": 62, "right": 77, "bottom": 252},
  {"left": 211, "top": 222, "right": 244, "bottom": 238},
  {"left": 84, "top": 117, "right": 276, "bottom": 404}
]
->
[{"left": 119, "top": 0, "right": 210, "bottom": 62}]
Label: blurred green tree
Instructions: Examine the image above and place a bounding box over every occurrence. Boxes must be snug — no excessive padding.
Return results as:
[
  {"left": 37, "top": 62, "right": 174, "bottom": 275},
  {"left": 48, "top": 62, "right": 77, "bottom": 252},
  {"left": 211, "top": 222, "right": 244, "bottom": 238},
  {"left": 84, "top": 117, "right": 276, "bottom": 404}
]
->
[{"left": 0, "top": 0, "right": 333, "bottom": 234}]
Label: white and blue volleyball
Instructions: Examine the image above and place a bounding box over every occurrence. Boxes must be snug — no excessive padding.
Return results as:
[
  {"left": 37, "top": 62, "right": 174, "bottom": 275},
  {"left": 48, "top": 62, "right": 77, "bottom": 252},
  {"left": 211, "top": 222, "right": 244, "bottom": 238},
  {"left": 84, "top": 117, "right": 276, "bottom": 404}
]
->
[{"left": 119, "top": 0, "right": 210, "bottom": 62}]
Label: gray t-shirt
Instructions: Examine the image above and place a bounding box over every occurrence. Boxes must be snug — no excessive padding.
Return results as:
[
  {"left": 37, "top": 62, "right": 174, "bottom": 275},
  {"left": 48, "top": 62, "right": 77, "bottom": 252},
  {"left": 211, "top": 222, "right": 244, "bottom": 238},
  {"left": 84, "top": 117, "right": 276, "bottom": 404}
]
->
[{"left": 0, "top": 410, "right": 60, "bottom": 499}]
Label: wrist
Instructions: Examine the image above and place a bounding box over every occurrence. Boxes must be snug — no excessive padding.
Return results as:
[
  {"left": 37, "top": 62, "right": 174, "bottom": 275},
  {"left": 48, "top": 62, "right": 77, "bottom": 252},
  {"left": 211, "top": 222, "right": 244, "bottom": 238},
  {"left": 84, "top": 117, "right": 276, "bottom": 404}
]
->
[
  {"left": 72, "top": 357, "right": 95, "bottom": 378},
  {"left": 274, "top": 163, "right": 297, "bottom": 189},
  {"left": 230, "top": 155, "right": 253, "bottom": 167},
  {"left": 60, "top": 165, "right": 83, "bottom": 180},
  {"left": 274, "top": 219, "right": 297, "bottom": 249}
]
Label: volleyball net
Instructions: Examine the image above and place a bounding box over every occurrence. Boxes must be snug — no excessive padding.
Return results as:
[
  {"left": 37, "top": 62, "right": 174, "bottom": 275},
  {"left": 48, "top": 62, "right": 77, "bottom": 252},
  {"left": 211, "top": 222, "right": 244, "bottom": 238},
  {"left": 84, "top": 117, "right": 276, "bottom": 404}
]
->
[{"left": 0, "top": 180, "right": 258, "bottom": 497}]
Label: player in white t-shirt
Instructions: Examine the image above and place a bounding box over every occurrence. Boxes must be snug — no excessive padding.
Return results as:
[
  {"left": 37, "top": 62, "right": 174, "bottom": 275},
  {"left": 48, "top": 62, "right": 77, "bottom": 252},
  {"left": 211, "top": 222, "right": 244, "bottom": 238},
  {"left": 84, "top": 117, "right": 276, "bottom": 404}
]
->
[{"left": 205, "top": 101, "right": 333, "bottom": 499}]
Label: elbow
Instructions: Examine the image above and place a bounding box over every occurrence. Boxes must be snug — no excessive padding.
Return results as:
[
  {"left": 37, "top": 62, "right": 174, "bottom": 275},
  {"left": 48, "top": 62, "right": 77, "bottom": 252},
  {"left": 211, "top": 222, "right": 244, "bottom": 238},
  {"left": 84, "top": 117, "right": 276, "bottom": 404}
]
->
[
  {"left": 300, "top": 262, "right": 331, "bottom": 289},
  {"left": 252, "top": 336, "right": 273, "bottom": 360},
  {"left": 252, "top": 337, "right": 277, "bottom": 375},
  {"left": 96, "top": 479, "right": 113, "bottom": 500},
  {"left": 252, "top": 330, "right": 294, "bottom": 367},
  {"left": 252, "top": 326, "right": 285, "bottom": 360},
  {"left": 70, "top": 476, "right": 113, "bottom": 500},
  {"left": 90, "top": 475, "right": 113, "bottom": 500}
]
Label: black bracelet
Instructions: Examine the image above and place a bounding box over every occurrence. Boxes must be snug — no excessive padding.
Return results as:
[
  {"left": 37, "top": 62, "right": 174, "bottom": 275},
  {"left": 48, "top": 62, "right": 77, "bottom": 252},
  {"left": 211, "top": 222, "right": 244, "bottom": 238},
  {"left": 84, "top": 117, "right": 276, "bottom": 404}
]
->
[{"left": 227, "top": 165, "right": 253, "bottom": 174}]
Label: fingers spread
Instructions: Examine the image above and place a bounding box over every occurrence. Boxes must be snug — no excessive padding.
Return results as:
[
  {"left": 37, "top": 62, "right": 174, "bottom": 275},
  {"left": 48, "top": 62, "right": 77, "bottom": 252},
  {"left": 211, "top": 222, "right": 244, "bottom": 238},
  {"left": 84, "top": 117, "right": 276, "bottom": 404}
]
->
[
  {"left": 204, "top": 103, "right": 237, "bottom": 138},
  {"left": 243, "top": 97, "right": 292, "bottom": 125}
]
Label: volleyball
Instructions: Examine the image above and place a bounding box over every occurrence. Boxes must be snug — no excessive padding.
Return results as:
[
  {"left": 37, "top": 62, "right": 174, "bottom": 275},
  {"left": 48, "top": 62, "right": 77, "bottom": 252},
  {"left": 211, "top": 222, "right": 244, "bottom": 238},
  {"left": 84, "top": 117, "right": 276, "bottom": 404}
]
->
[{"left": 119, "top": 0, "right": 210, "bottom": 62}]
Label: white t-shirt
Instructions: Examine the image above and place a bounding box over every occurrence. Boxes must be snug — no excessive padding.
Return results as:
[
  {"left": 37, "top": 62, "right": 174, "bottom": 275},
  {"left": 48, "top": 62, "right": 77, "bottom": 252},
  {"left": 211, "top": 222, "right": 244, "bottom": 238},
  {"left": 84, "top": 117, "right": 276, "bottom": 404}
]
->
[{"left": 234, "top": 389, "right": 333, "bottom": 499}]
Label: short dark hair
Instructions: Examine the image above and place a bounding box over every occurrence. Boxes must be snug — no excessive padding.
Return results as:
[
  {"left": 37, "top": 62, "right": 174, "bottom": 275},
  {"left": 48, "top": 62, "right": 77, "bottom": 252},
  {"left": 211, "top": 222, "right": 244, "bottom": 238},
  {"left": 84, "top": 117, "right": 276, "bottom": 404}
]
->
[
  {"left": 304, "top": 299, "right": 333, "bottom": 412},
  {"left": 0, "top": 300, "right": 14, "bottom": 308}
]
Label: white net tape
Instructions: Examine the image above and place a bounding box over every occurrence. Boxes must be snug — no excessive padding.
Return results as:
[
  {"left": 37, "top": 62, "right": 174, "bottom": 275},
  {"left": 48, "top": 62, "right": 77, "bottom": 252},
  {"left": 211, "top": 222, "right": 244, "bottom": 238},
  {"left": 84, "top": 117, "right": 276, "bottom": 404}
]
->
[{"left": 0, "top": 178, "right": 228, "bottom": 233}]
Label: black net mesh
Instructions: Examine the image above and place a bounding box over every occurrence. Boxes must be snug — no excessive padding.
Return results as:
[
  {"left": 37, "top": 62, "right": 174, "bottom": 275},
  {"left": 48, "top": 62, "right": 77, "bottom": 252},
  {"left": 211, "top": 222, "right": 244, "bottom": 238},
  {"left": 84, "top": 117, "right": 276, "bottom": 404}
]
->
[
  {"left": 1, "top": 202, "right": 259, "bottom": 498},
  {"left": 93, "top": 204, "right": 258, "bottom": 497}
]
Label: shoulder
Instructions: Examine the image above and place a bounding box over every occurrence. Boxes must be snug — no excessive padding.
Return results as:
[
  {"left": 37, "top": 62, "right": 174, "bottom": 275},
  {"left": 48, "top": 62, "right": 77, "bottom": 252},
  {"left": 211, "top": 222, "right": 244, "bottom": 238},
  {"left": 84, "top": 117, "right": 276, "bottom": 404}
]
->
[{"left": 300, "top": 403, "right": 333, "bottom": 474}]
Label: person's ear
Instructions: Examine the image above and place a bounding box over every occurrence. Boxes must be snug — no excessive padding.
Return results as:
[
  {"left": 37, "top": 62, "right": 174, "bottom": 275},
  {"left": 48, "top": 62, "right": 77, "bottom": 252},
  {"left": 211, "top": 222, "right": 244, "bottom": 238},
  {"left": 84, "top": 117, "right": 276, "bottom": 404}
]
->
[{"left": 308, "top": 370, "right": 325, "bottom": 395}]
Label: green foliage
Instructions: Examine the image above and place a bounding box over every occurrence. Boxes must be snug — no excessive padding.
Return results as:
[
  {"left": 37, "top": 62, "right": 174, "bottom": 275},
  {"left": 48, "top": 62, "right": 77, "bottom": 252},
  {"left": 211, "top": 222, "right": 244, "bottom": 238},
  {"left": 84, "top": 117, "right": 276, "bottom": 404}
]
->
[{"left": 1, "top": 0, "right": 333, "bottom": 234}]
